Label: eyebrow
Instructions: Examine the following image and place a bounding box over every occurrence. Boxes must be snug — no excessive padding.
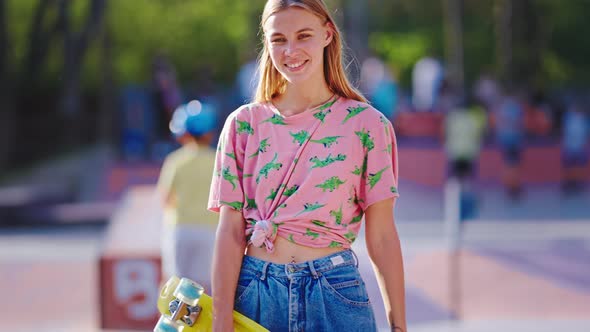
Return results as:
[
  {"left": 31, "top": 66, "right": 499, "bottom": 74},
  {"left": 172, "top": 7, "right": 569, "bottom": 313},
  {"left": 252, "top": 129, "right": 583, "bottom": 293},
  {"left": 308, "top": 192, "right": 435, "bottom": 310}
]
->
[{"left": 270, "top": 28, "right": 314, "bottom": 37}]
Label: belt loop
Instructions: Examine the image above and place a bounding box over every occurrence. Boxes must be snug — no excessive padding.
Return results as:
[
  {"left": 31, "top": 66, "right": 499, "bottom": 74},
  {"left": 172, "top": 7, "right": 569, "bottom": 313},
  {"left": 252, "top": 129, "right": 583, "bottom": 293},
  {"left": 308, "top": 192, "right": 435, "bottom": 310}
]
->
[
  {"left": 350, "top": 249, "right": 359, "bottom": 268},
  {"left": 260, "top": 261, "right": 270, "bottom": 280},
  {"left": 308, "top": 260, "right": 319, "bottom": 279}
]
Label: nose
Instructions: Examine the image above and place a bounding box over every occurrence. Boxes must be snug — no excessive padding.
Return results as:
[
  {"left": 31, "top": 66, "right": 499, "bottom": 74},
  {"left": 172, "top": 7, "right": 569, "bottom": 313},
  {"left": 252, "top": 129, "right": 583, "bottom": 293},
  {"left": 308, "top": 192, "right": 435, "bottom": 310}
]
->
[{"left": 283, "top": 41, "right": 298, "bottom": 56}]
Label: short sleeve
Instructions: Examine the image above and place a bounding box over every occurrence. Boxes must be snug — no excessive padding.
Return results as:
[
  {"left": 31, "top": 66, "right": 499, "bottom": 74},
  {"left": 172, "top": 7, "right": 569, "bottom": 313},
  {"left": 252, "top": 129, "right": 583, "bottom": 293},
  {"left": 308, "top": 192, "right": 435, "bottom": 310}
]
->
[
  {"left": 208, "top": 111, "right": 246, "bottom": 212},
  {"left": 357, "top": 115, "right": 400, "bottom": 210}
]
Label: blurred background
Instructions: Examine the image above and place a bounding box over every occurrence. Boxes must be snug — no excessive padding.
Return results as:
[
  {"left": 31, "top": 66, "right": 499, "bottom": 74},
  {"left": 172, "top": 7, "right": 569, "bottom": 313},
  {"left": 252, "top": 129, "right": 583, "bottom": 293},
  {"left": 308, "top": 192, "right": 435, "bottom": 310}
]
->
[{"left": 0, "top": 0, "right": 588, "bottom": 331}]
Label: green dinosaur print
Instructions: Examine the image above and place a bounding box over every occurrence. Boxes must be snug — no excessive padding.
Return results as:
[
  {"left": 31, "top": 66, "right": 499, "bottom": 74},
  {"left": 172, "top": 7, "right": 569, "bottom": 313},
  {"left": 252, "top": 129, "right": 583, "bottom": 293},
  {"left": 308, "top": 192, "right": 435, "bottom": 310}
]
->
[
  {"left": 383, "top": 143, "right": 392, "bottom": 155},
  {"left": 344, "top": 231, "right": 356, "bottom": 242},
  {"left": 329, "top": 241, "right": 343, "bottom": 248},
  {"left": 390, "top": 186, "right": 398, "bottom": 194},
  {"left": 261, "top": 114, "right": 286, "bottom": 125},
  {"left": 222, "top": 167, "right": 239, "bottom": 190},
  {"left": 305, "top": 228, "right": 320, "bottom": 240},
  {"left": 283, "top": 184, "right": 300, "bottom": 197},
  {"left": 294, "top": 158, "right": 299, "bottom": 164},
  {"left": 380, "top": 116, "right": 390, "bottom": 136},
  {"left": 330, "top": 204, "right": 343, "bottom": 225},
  {"left": 295, "top": 202, "right": 326, "bottom": 216},
  {"left": 288, "top": 234, "right": 295, "bottom": 243},
  {"left": 350, "top": 212, "right": 363, "bottom": 224},
  {"left": 273, "top": 203, "right": 287, "bottom": 218},
  {"left": 236, "top": 119, "right": 254, "bottom": 135},
  {"left": 311, "top": 220, "right": 328, "bottom": 228},
  {"left": 368, "top": 166, "right": 391, "bottom": 189},
  {"left": 266, "top": 187, "right": 279, "bottom": 201},
  {"left": 355, "top": 129, "right": 375, "bottom": 151},
  {"left": 348, "top": 193, "right": 365, "bottom": 206},
  {"left": 352, "top": 166, "right": 362, "bottom": 176},
  {"left": 309, "top": 153, "right": 346, "bottom": 169},
  {"left": 245, "top": 196, "right": 257, "bottom": 210},
  {"left": 290, "top": 130, "right": 310, "bottom": 146},
  {"left": 220, "top": 201, "right": 243, "bottom": 211},
  {"left": 315, "top": 176, "right": 346, "bottom": 192},
  {"left": 310, "top": 136, "right": 344, "bottom": 148},
  {"left": 243, "top": 173, "right": 253, "bottom": 178},
  {"left": 352, "top": 156, "right": 369, "bottom": 179},
  {"left": 342, "top": 105, "right": 368, "bottom": 124},
  {"left": 313, "top": 109, "right": 331, "bottom": 123},
  {"left": 248, "top": 138, "right": 271, "bottom": 158},
  {"left": 225, "top": 152, "right": 236, "bottom": 160},
  {"left": 256, "top": 153, "right": 282, "bottom": 184},
  {"left": 319, "top": 97, "right": 338, "bottom": 111}
]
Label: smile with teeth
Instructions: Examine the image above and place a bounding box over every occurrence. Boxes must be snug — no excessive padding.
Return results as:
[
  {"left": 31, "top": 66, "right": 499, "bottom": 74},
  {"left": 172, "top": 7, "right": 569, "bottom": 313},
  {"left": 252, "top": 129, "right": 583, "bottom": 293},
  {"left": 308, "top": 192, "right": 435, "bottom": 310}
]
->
[{"left": 285, "top": 60, "right": 308, "bottom": 69}]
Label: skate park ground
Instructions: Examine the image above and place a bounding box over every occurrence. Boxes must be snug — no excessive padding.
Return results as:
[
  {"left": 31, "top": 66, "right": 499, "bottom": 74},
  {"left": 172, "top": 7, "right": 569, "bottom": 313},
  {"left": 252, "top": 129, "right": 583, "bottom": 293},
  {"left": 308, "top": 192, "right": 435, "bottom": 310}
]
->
[{"left": 0, "top": 147, "right": 589, "bottom": 331}]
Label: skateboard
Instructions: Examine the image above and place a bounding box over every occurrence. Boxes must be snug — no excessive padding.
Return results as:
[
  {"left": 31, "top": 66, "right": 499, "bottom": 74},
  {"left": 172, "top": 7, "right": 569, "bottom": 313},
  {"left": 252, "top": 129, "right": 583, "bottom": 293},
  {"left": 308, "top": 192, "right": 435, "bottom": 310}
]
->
[{"left": 154, "top": 276, "right": 269, "bottom": 332}]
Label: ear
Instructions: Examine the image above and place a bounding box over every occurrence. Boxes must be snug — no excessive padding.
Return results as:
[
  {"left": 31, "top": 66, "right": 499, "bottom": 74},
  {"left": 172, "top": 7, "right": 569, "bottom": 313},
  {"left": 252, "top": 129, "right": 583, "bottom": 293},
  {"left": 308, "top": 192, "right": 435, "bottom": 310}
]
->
[{"left": 324, "top": 23, "right": 334, "bottom": 46}]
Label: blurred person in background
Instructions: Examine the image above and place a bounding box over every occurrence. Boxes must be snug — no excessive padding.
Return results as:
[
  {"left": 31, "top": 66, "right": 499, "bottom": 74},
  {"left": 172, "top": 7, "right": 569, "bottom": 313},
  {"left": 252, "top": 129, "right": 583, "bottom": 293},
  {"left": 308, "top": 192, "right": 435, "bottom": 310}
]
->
[
  {"left": 444, "top": 98, "right": 487, "bottom": 219},
  {"left": 360, "top": 56, "right": 399, "bottom": 120},
  {"left": 473, "top": 73, "right": 500, "bottom": 112},
  {"left": 235, "top": 58, "right": 260, "bottom": 105},
  {"left": 490, "top": 90, "right": 525, "bottom": 199},
  {"left": 561, "top": 96, "right": 589, "bottom": 193},
  {"left": 157, "top": 101, "right": 218, "bottom": 292},
  {"left": 412, "top": 56, "right": 444, "bottom": 112},
  {"left": 208, "top": 0, "right": 406, "bottom": 331}
]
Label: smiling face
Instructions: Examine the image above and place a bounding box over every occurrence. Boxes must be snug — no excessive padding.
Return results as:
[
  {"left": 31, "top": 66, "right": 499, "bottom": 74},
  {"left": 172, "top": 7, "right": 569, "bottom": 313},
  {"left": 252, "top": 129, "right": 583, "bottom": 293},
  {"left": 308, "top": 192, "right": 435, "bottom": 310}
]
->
[{"left": 263, "top": 7, "right": 333, "bottom": 86}]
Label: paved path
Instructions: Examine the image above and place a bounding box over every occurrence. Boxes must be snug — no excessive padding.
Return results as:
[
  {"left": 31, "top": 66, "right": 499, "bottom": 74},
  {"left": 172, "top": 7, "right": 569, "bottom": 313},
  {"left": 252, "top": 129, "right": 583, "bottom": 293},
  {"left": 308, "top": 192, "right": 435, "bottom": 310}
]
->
[{"left": 2, "top": 220, "right": 590, "bottom": 331}]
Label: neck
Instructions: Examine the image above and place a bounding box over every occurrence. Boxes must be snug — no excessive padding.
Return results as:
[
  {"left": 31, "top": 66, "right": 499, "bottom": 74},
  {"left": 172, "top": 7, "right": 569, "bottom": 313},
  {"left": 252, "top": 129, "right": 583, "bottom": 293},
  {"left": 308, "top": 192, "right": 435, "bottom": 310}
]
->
[{"left": 275, "top": 78, "right": 333, "bottom": 116}]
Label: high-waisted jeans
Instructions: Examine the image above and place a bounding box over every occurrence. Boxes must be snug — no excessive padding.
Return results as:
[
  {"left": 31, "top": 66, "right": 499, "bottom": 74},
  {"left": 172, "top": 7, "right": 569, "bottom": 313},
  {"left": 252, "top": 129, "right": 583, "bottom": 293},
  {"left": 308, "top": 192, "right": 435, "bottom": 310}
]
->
[{"left": 234, "top": 249, "right": 377, "bottom": 332}]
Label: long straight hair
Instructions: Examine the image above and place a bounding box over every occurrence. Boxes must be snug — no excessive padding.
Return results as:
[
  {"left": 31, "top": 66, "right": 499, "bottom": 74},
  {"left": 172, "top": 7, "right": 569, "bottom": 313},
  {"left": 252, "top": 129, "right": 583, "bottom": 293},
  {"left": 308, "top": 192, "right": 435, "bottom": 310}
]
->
[{"left": 254, "top": 0, "right": 366, "bottom": 103}]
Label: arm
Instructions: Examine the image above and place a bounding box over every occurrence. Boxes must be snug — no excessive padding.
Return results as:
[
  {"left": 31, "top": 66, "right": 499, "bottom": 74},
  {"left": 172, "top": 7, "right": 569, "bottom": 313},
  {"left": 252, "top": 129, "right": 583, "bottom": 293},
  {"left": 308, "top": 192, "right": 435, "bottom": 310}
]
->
[
  {"left": 365, "top": 198, "right": 406, "bottom": 331},
  {"left": 212, "top": 206, "right": 246, "bottom": 332},
  {"left": 156, "top": 159, "right": 176, "bottom": 208}
]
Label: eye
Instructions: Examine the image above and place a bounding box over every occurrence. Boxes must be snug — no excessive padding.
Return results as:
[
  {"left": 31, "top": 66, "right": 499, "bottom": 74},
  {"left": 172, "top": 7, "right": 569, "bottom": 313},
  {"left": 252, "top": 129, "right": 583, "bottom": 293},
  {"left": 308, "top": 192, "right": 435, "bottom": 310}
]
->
[
  {"left": 298, "top": 33, "right": 312, "bottom": 40},
  {"left": 271, "top": 37, "right": 286, "bottom": 43}
]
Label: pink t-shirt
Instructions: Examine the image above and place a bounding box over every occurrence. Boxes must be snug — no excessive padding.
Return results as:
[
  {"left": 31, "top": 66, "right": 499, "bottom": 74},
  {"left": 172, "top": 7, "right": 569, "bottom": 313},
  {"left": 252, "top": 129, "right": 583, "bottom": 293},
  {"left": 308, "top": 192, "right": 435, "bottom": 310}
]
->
[{"left": 208, "top": 96, "right": 399, "bottom": 249}]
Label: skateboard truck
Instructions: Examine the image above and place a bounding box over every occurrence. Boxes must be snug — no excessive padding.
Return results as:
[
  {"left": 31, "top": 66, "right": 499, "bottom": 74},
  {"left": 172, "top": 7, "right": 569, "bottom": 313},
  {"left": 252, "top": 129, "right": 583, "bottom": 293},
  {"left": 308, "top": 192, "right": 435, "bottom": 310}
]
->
[
  {"left": 169, "top": 298, "right": 202, "bottom": 326},
  {"left": 154, "top": 277, "right": 205, "bottom": 331}
]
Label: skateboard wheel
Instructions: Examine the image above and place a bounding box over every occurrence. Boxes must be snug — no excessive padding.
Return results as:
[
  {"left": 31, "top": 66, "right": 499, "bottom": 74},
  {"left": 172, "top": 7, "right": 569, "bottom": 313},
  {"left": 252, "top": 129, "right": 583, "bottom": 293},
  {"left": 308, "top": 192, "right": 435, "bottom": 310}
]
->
[
  {"left": 173, "top": 278, "right": 204, "bottom": 307},
  {"left": 158, "top": 276, "right": 181, "bottom": 314},
  {"left": 153, "top": 315, "right": 181, "bottom": 332}
]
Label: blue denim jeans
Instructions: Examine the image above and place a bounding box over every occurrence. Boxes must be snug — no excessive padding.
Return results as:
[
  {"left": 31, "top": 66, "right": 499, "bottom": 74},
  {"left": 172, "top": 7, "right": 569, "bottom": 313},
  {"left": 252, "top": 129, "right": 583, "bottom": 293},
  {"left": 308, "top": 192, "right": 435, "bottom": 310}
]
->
[{"left": 234, "top": 250, "right": 377, "bottom": 332}]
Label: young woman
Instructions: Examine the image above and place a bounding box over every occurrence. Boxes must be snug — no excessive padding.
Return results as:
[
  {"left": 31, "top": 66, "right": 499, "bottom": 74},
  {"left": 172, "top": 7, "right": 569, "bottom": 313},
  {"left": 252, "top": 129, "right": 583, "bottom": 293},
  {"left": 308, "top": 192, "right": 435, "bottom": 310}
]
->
[{"left": 208, "top": 1, "right": 406, "bottom": 331}]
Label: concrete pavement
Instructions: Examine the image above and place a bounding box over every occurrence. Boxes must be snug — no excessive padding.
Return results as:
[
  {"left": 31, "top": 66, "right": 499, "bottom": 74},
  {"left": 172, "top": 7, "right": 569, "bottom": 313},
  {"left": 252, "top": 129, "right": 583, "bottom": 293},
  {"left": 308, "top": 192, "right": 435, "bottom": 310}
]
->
[{"left": 1, "top": 219, "right": 589, "bottom": 331}]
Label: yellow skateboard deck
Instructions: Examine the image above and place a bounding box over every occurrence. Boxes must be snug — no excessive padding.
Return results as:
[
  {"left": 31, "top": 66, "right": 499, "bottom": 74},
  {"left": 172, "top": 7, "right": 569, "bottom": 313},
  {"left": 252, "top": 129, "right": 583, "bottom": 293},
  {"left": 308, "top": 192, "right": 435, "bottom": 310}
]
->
[{"left": 154, "top": 276, "right": 269, "bottom": 332}]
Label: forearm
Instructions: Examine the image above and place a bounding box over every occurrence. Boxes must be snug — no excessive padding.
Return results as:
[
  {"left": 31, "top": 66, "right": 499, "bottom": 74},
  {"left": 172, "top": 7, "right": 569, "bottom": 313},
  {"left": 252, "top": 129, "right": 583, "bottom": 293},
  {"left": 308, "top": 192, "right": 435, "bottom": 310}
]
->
[
  {"left": 367, "top": 229, "right": 406, "bottom": 331},
  {"left": 211, "top": 207, "right": 246, "bottom": 330}
]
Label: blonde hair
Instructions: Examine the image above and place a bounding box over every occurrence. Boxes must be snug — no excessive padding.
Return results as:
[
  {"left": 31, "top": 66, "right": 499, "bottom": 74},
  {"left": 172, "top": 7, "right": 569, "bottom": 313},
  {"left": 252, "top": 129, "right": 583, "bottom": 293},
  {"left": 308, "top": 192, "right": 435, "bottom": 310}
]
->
[{"left": 254, "top": 0, "right": 366, "bottom": 103}]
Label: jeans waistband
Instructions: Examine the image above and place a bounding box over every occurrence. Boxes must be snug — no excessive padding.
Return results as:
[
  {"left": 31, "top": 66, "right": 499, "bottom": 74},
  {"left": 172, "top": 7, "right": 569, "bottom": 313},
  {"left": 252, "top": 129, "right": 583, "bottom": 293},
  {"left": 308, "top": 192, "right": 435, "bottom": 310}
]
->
[{"left": 241, "top": 249, "right": 358, "bottom": 279}]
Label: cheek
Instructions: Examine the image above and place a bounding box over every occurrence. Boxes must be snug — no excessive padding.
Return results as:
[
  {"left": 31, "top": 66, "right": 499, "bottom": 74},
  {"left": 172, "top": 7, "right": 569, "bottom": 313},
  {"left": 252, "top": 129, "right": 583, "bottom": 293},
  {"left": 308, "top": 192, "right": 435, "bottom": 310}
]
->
[{"left": 269, "top": 48, "right": 283, "bottom": 69}]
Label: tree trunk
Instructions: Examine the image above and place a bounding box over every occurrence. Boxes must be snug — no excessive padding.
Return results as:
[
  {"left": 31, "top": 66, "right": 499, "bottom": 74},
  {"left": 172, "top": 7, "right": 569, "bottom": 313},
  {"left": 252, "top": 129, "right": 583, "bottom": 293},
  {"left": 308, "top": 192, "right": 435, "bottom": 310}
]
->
[
  {"left": 0, "top": 0, "right": 16, "bottom": 174},
  {"left": 57, "top": 0, "right": 107, "bottom": 146},
  {"left": 98, "top": 19, "right": 116, "bottom": 146},
  {"left": 494, "top": 0, "right": 513, "bottom": 88},
  {"left": 443, "top": 0, "right": 465, "bottom": 99},
  {"left": 22, "top": 0, "right": 59, "bottom": 89}
]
